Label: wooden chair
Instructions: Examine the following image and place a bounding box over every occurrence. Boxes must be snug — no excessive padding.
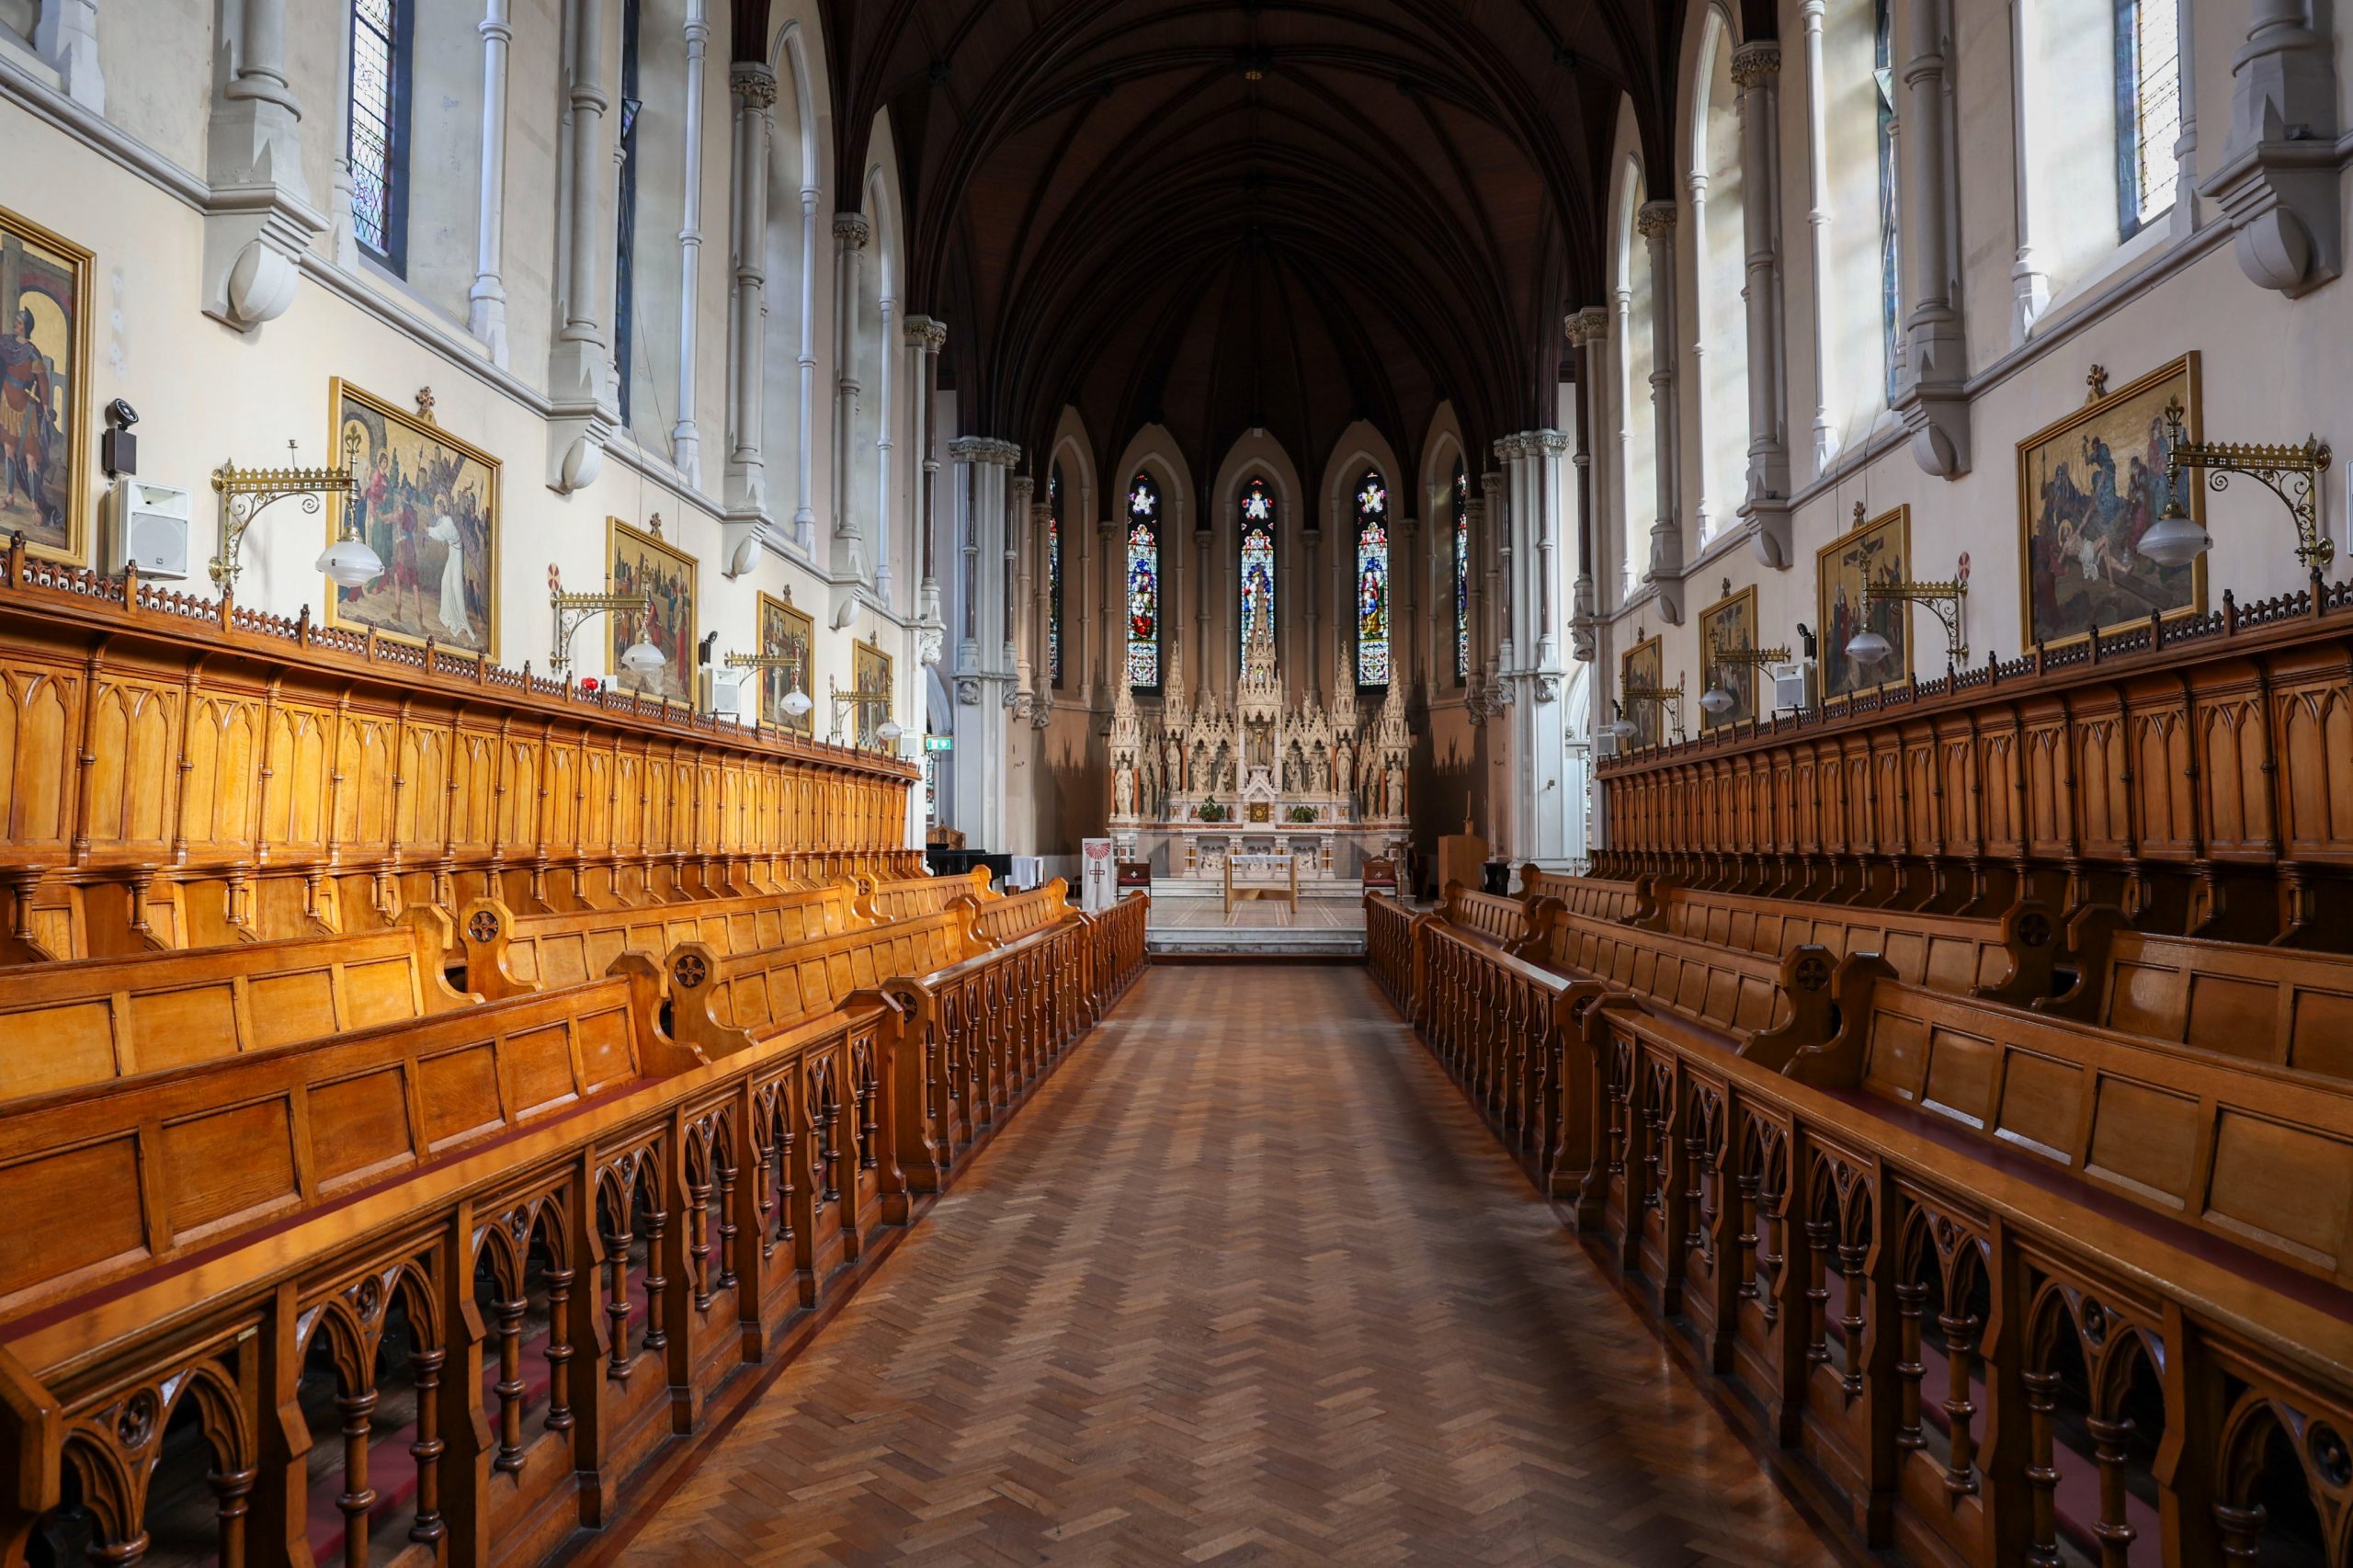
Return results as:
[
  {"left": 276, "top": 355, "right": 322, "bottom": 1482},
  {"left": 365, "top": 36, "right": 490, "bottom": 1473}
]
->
[{"left": 0, "top": 909, "right": 473, "bottom": 1100}]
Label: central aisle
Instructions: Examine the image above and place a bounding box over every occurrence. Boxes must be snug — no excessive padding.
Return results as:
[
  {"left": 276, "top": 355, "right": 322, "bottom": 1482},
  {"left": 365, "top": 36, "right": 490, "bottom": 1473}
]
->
[{"left": 617, "top": 964, "right": 1844, "bottom": 1567}]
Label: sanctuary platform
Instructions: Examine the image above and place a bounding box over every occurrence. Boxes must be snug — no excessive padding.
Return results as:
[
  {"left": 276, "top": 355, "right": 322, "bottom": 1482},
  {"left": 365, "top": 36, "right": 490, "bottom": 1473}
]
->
[{"left": 1141, "top": 880, "right": 1375, "bottom": 957}]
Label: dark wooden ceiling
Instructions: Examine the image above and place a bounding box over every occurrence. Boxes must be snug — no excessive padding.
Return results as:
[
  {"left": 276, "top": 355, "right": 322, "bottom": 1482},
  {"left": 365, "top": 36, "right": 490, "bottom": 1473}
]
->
[{"left": 785, "top": 0, "right": 1722, "bottom": 501}]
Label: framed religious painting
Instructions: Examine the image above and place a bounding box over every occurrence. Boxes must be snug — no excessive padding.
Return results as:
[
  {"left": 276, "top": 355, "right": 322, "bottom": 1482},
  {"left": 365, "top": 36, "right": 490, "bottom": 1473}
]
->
[
  {"left": 2018, "top": 352, "right": 2205, "bottom": 649},
  {"left": 325, "top": 380, "right": 500, "bottom": 658},
  {"left": 851, "top": 637, "right": 894, "bottom": 751},
  {"left": 1620, "top": 634, "right": 1664, "bottom": 751},
  {"left": 756, "top": 589, "right": 815, "bottom": 736},
  {"left": 1817, "top": 505, "right": 1910, "bottom": 702},
  {"left": 1696, "top": 584, "right": 1758, "bottom": 730},
  {"left": 0, "top": 205, "right": 94, "bottom": 565},
  {"left": 608, "top": 517, "right": 697, "bottom": 705}
]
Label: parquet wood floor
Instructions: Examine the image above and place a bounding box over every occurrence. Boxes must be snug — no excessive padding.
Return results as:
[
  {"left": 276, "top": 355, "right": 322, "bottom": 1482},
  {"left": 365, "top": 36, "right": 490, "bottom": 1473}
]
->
[{"left": 614, "top": 964, "right": 1847, "bottom": 1567}]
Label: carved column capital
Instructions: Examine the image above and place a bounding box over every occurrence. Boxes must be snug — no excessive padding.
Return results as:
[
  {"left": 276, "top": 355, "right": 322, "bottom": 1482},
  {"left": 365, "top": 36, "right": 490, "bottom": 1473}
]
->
[
  {"left": 832, "top": 211, "right": 871, "bottom": 247},
  {"left": 903, "top": 314, "right": 949, "bottom": 351},
  {"left": 1730, "top": 41, "right": 1781, "bottom": 88},
  {"left": 1564, "top": 306, "right": 1610, "bottom": 347},
  {"left": 1635, "top": 200, "right": 1678, "bottom": 240},
  {"left": 729, "top": 61, "right": 777, "bottom": 107}
]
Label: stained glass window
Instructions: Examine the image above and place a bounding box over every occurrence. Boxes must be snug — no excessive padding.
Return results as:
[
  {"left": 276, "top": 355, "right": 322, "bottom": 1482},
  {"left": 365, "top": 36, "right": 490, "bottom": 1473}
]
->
[
  {"left": 614, "top": 0, "right": 644, "bottom": 424},
  {"left": 1452, "top": 460, "right": 1470, "bottom": 685},
  {"left": 347, "top": 0, "right": 411, "bottom": 269},
  {"left": 1355, "top": 470, "right": 1391, "bottom": 689},
  {"left": 2116, "top": 0, "right": 2182, "bottom": 238},
  {"left": 1237, "top": 477, "right": 1277, "bottom": 664},
  {"left": 1126, "top": 473, "right": 1161, "bottom": 691},
  {"left": 1874, "top": 0, "right": 1900, "bottom": 403},
  {"left": 1048, "top": 463, "right": 1064, "bottom": 688}
]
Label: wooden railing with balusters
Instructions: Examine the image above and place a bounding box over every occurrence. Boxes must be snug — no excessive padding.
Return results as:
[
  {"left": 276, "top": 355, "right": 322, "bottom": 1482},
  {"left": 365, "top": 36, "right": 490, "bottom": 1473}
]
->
[
  {"left": 0, "top": 884, "right": 1148, "bottom": 1566},
  {"left": 1592, "top": 576, "right": 2353, "bottom": 949},
  {"left": 1371, "top": 882, "right": 2353, "bottom": 1565},
  {"left": 0, "top": 539, "right": 917, "bottom": 964}
]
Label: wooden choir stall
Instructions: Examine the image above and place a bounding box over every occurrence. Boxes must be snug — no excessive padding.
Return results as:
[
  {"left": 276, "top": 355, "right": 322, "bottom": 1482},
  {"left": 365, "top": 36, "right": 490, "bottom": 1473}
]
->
[{"left": 0, "top": 540, "right": 1150, "bottom": 1567}]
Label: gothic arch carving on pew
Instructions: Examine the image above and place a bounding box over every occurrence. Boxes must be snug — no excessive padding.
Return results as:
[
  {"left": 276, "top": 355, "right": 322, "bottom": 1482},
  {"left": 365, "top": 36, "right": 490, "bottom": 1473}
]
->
[
  {"left": 57, "top": 1351, "right": 256, "bottom": 1562},
  {"left": 2213, "top": 1387, "right": 2353, "bottom": 1562}
]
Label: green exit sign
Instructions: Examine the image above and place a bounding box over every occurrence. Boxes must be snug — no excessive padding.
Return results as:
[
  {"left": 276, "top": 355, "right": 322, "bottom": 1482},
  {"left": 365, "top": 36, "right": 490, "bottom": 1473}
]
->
[{"left": 924, "top": 734, "right": 954, "bottom": 752}]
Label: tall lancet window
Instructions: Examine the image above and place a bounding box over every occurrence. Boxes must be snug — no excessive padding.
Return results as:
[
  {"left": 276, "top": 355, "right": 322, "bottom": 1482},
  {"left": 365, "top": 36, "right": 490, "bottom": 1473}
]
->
[
  {"left": 2117, "top": 0, "right": 2183, "bottom": 237},
  {"left": 1874, "top": 0, "right": 1900, "bottom": 402},
  {"left": 1238, "top": 476, "right": 1277, "bottom": 663},
  {"left": 1355, "top": 470, "right": 1391, "bottom": 689},
  {"left": 613, "top": 0, "right": 644, "bottom": 423},
  {"left": 1126, "top": 473, "right": 1162, "bottom": 692},
  {"left": 347, "top": 0, "right": 413, "bottom": 270},
  {"left": 1048, "top": 464, "right": 1065, "bottom": 687},
  {"left": 1451, "top": 460, "right": 1469, "bottom": 685}
]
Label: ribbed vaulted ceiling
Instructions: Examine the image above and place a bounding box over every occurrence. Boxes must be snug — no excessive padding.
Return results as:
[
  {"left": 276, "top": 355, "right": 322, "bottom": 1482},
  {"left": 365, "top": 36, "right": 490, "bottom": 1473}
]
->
[{"left": 799, "top": 0, "right": 1738, "bottom": 494}]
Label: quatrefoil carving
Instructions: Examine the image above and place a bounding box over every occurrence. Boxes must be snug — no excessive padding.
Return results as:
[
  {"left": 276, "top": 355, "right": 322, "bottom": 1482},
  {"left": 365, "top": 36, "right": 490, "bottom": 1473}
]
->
[
  {"left": 673, "top": 953, "right": 710, "bottom": 989},
  {"left": 1792, "top": 954, "right": 1832, "bottom": 992},
  {"left": 467, "top": 909, "right": 501, "bottom": 944},
  {"left": 2017, "top": 912, "right": 2052, "bottom": 949}
]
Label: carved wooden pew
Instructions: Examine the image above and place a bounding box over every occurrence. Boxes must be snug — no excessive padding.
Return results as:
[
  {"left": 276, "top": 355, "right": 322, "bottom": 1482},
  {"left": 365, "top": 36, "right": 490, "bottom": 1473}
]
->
[
  {"left": 858, "top": 866, "right": 995, "bottom": 924},
  {"left": 963, "top": 878, "right": 1076, "bottom": 951},
  {"left": 1518, "top": 869, "right": 1640, "bottom": 923},
  {"left": 456, "top": 881, "right": 863, "bottom": 999},
  {"left": 0, "top": 909, "right": 473, "bottom": 1100},
  {"left": 1439, "top": 881, "right": 1563, "bottom": 960},
  {"left": 2039, "top": 908, "right": 2353, "bottom": 1076},
  {"left": 1635, "top": 878, "right": 2060, "bottom": 1005}
]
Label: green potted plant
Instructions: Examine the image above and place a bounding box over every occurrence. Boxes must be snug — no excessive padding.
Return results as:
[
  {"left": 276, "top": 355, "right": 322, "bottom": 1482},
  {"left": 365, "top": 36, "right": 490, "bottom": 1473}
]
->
[
  {"left": 1198, "top": 796, "right": 1227, "bottom": 823},
  {"left": 1287, "top": 804, "right": 1317, "bottom": 824}
]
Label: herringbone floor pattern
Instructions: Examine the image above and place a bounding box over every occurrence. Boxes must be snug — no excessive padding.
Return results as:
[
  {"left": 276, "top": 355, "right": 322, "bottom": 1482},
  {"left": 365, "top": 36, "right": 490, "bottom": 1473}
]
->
[{"left": 617, "top": 965, "right": 1847, "bottom": 1566}]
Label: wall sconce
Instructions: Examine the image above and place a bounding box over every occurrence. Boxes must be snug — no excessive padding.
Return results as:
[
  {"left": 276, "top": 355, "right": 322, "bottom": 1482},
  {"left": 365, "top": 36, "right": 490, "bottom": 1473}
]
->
[
  {"left": 550, "top": 587, "right": 663, "bottom": 681},
  {"left": 723, "top": 650, "right": 814, "bottom": 721},
  {"left": 2140, "top": 396, "right": 2333, "bottom": 572},
  {"left": 1699, "top": 635, "right": 1790, "bottom": 716},
  {"left": 210, "top": 432, "right": 373, "bottom": 593},
  {"left": 830, "top": 675, "right": 903, "bottom": 751},
  {"left": 1603, "top": 683, "right": 1683, "bottom": 740},
  {"left": 1850, "top": 560, "right": 1970, "bottom": 670}
]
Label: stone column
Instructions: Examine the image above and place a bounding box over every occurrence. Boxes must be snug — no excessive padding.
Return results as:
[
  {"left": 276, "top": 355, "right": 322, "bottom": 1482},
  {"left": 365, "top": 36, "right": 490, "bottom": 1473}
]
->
[
  {"left": 1302, "top": 523, "right": 1320, "bottom": 694},
  {"left": 721, "top": 59, "right": 775, "bottom": 530},
  {"left": 1102, "top": 505, "right": 1122, "bottom": 699},
  {"left": 905, "top": 318, "right": 948, "bottom": 665},
  {"left": 2006, "top": 3, "right": 2051, "bottom": 341},
  {"left": 792, "top": 184, "right": 820, "bottom": 551},
  {"left": 1638, "top": 200, "right": 1685, "bottom": 625},
  {"left": 1799, "top": 0, "right": 1838, "bottom": 470},
  {"left": 1565, "top": 308, "right": 1608, "bottom": 659},
  {"left": 669, "top": 0, "right": 709, "bottom": 482},
  {"left": 833, "top": 212, "right": 871, "bottom": 574},
  {"left": 1195, "top": 520, "right": 1211, "bottom": 694},
  {"left": 1731, "top": 42, "right": 1792, "bottom": 566},
  {"left": 1462, "top": 494, "right": 1487, "bottom": 704},
  {"left": 1894, "top": 0, "right": 1970, "bottom": 478},
  {"left": 468, "top": 0, "right": 515, "bottom": 367},
  {"left": 1495, "top": 435, "right": 1529, "bottom": 672},
  {"left": 949, "top": 439, "right": 1020, "bottom": 853},
  {"left": 1537, "top": 431, "right": 1570, "bottom": 665},
  {"left": 949, "top": 437, "right": 985, "bottom": 672},
  {"left": 1030, "top": 499, "right": 1054, "bottom": 697},
  {"left": 34, "top": 0, "right": 101, "bottom": 108},
  {"left": 1480, "top": 469, "right": 1506, "bottom": 690},
  {"left": 201, "top": 0, "right": 324, "bottom": 334},
  {"left": 547, "top": 0, "right": 617, "bottom": 493},
  {"left": 1684, "top": 165, "right": 1714, "bottom": 542},
  {"left": 875, "top": 294, "right": 897, "bottom": 606},
  {"left": 1008, "top": 474, "right": 1033, "bottom": 681}
]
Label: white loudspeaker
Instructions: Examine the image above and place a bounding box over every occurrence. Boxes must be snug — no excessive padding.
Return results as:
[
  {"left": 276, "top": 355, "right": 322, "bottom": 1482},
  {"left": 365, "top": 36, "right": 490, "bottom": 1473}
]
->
[
  {"left": 108, "top": 479, "right": 192, "bottom": 579},
  {"left": 708, "top": 667, "right": 752, "bottom": 722},
  {"left": 1592, "top": 729, "right": 1618, "bottom": 759},
  {"left": 1768, "top": 658, "right": 1817, "bottom": 715}
]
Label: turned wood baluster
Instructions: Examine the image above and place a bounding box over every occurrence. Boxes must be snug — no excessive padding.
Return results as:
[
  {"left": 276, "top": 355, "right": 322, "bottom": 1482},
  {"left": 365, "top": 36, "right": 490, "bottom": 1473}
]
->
[
  {"left": 1733, "top": 1165, "right": 1762, "bottom": 1304},
  {"left": 2085, "top": 1413, "right": 2140, "bottom": 1568},
  {"left": 1938, "top": 1303, "right": 1980, "bottom": 1495},
  {"left": 2212, "top": 1503, "right": 2266, "bottom": 1562},
  {"left": 714, "top": 1152, "right": 739, "bottom": 1289},
  {"left": 1893, "top": 1277, "right": 1927, "bottom": 1452},
  {"left": 1838, "top": 1235, "right": 1870, "bottom": 1399},
  {"left": 208, "top": 1463, "right": 256, "bottom": 1566},
  {"left": 493, "top": 1290, "right": 527, "bottom": 1470},
  {"left": 407, "top": 1345, "right": 446, "bottom": 1544},
  {"left": 602, "top": 1210, "right": 633, "bottom": 1381},
  {"left": 2022, "top": 1367, "right": 2063, "bottom": 1567},
  {"left": 542, "top": 1262, "right": 574, "bottom": 1434},
  {"left": 686, "top": 1165, "right": 715, "bottom": 1310},
  {"left": 336, "top": 1387, "right": 378, "bottom": 1568},
  {"left": 1803, "top": 1216, "right": 1836, "bottom": 1368}
]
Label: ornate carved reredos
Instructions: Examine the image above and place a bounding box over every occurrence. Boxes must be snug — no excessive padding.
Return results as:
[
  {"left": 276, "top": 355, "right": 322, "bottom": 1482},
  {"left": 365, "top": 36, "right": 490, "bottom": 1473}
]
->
[{"left": 1107, "top": 618, "right": 1410, "bottom": 828}]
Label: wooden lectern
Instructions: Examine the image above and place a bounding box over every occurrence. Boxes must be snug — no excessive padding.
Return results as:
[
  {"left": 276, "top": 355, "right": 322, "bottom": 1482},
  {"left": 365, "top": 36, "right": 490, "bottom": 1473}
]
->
[{"left": 1436, "top": 820, "right": 1488, "bottom": 903}]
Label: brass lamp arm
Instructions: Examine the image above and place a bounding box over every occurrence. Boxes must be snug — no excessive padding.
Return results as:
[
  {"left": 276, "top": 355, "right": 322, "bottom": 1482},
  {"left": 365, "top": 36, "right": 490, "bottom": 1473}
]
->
[{"left": 549, "top": 590, "right": 653, "bottom": 677}]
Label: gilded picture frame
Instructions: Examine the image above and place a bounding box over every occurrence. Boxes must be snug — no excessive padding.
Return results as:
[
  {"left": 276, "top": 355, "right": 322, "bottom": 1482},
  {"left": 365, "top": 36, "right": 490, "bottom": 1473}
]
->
[
  {"left": 608, "top": 517, "right": 698, "bottom": 705},
  {"left": 0, "top": 204, "right": 94, "bottom": 566},
  {"left": 1620, "top": 634, "right": 1664, "bottom": 752},
  {"left": 1696, "top": 584, "right": 1759, "bottom": 731},
  {"left": 851, "top": 636, "right": 893, "bottom": 751},
  {"left": 2018, "top": 352, "right": 2206, "bottom": 650},
  {"left": 1817, "top": 505, "right": 1910, "bottom": 703},
  {"left": 325, "top": 379, "right": 501, "bottom": 659},
  {"left": 756, "top": 589, "right": 815, "bottom": 736}
]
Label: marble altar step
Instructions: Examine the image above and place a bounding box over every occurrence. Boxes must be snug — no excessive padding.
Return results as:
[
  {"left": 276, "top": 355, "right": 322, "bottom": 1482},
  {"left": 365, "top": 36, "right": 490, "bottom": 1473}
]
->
[{"left": 1142, "top": 883, "right": 1369, "bottom": 957}]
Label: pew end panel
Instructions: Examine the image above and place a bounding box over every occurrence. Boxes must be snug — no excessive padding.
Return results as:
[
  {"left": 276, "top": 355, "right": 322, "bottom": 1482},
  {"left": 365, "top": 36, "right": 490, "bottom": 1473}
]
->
[
  {"left": 1736, "top": 944, "right": 1843, "bottom": 1071},
  {"left": 1968, "top": 897, "right": 2061, "bottom": 1008}
]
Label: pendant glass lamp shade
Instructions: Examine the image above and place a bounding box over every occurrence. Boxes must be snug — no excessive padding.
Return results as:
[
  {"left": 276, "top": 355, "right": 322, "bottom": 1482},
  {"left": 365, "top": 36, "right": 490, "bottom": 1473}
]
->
[
  {"left": 1603, "top": 714, "right": 1637, "bottom": 740},
  {"left": 1699, "top": 683, "right": 1734, "bottom": 715},
  {"left": 315, "top": 525, "right": 385, "bottom": 589},
  {"left": 876, "top": 720, "right": 904, "bottom": 744},
  {"left": 620, "top": 638, "right": 666, "bottom": 676},
  {"left": 1845, "top": 627, "right": 1894, "bottom": 666},
  {"left": 781, "top": 686, "right": 814, "bottom": 719},
  {"left": 2138, "top": 502, "right": 2212, "bottom": 566}
]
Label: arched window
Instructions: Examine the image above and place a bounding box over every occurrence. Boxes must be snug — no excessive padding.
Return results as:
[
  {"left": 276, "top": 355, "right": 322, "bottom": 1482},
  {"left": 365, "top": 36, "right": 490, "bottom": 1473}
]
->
[
  {"left": 1048, "top": 463, "right": 1064, "bottom": 688},
  {"left": 1126, "top": 474, "right": 1162, "bottom": 691},
  {"left": 1238, "top": 475, "right": 1276, "bottom": 662},
  {"left": 1615, "top": 153, "right": 1656, "bottom": 598},
  {"left": 347, "top": 0, "right": 413, "bottom": 272},
  {"left": 1452, "top": 460, "right": 1470, "bottom": 685},
  {"left": 1874, "top": 0, "right": 1900, "bottom": 403},
  {"left": 1354, "top": 470, "right": 1391, "bottom": 689},
  {"left": 2117, "top": 0, "right": 2182, "bottom": 237},
  {"left": 1693, "top": 14, "right": 1749, "bottom": 537},
  {"left": 613, "top": 0, "right": 644, "bottom": 424}
]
